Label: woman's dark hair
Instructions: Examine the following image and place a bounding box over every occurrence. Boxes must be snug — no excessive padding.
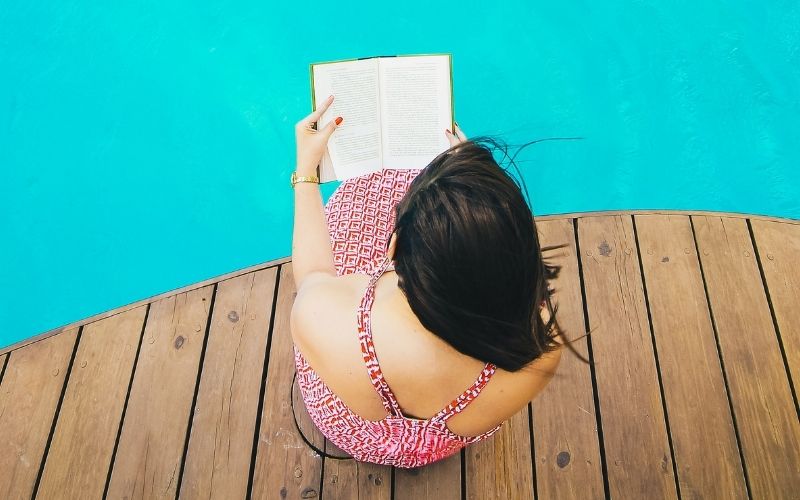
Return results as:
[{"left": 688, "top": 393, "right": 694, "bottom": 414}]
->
[{"left": 392, "top": 137, "right": 571, "bottom": 372}]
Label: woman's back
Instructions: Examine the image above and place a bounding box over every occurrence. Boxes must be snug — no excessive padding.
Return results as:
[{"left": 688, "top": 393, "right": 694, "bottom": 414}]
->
[{"left": 293, "top": 265, "right": 560, "bottom": 439}]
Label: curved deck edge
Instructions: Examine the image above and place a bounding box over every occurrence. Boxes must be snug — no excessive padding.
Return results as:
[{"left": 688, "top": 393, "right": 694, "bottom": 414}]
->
[
  {"left": 1, "top": 208, "right": 796, "bottom": 356},
  {"left": 0, "top": 255, "right": 291, "bottom": 356},
  {"left": 534, "top": 208, "right": 798, "bottom": 224}
]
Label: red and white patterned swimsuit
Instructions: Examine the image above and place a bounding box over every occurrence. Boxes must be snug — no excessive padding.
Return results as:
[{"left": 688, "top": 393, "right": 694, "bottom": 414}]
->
[{"left": 293, "top": 168, "right": 503, "bottom": 468}]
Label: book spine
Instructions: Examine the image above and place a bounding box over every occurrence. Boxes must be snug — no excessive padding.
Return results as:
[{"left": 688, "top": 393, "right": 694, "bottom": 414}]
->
[
  {"left": 449, "top": 54, "right": 455, "bottom": 132},
  {"left": 309, "top": 64, "right": 316, "bottom": 111}
]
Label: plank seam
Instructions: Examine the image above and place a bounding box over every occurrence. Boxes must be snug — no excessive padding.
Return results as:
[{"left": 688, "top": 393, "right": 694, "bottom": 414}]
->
[
  {"left": 460, "top": 448, "right": 466, "bottom": 500},
  {"left": 573, "top": 218, "right": 611, "bottom": 500},
  {"left": 246, "top": 265, "right": 282, "bottom": 500},
  {"left": 0, "top": 350, "right": 9, "bottom": 385},
  {"left": 528, "top": 402, "right": 538, "bottom": 500},
  {"left": 390, "top": 466, "right": 396, "bottom": 500},
  {"left": 174, "top": 283, "right": 219, "bottom": 499},
  {"left": 689, "top": 216, "right": 753, "bottom": 499},
  {"left": 746, "top": 219, "right": 800, "bottom": 419},
  {"left": 631, "top": 215, "right": 682, "bottom": 500},
  {"left": 318, "top": 439, "right": 326, "bottom": 498},
  {"left": 31, "top": 324, "right": 84, "bottom": 499},
  {"left": 102, "top": 303, "right": 151, "bottom": 499}
]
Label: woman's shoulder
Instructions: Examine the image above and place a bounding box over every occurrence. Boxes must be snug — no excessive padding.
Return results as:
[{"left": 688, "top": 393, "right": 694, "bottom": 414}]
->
[
  {"left": 498, "top": 345, "right": 562, "bottom": 400},
  {"left": 290, "top": 272, "right": 370, "bottom": 355}
]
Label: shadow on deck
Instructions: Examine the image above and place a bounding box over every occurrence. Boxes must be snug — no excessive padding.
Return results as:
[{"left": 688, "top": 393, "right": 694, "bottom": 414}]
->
[{"left": 1, "top": 211, "right": 798, "bottom": 499}]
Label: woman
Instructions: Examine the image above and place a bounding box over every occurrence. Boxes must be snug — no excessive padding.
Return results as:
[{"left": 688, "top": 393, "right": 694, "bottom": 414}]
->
[{"left": 290, "top": 95, "right": 563, "bottom": 468}]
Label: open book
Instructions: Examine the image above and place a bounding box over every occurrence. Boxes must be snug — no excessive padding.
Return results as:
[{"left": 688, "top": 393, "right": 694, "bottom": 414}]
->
[{"left": 310, "top": 54, "right": 454, "bottom": 182}]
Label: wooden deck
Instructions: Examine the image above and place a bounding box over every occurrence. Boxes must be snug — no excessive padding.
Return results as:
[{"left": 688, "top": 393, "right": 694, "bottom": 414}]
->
[{"left": 1, "top": 211, "right": 798, "bottom": 499}]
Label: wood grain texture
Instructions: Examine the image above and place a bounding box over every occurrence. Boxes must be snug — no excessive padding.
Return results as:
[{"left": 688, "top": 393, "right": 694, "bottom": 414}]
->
[
  {"left": 577, "top": 215, "right": 677, "bottom": 499},
  {"left": 37, "top": 306, "right": 147, "bottom": 499},
  {"left": 533, "top": 218, "right": 604, "bottom": 500},
  {"left": 321, "top": 441, "right": 391, "bottom": 500},
  {"left": 179, "top": 269, "right": 278, "bottom": 500},
  {"left": 106, "top": 285, "right": 214, "bottom": 499},
  {"left": 3, "top": 212, "right": 798, "bottom": 499},
  {"left": 250, "top": 264, "right": 325, "bottom": 499},
  {"left": 394, "top": 452, "right": 461, "bottom": 500},
  {"left": 693, "top": 216, "right": 800, "bottom": 498},
  {"left": 465, "top": 407, "right": 534, "bottom": 499},
  {"left": 750, "top": 220, "right": 800, "bottom": 406},
  {"left": 0, "top": 328, "right": 77, "bottom": 499},
  {"left": 635, "top": 214, "right": 747, "bottom": 498}
]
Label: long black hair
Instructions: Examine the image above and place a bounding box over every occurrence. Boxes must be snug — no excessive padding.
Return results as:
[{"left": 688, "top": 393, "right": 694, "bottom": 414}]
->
[{"left": 391, "top": 137, "right": 575, "bottom": 372}]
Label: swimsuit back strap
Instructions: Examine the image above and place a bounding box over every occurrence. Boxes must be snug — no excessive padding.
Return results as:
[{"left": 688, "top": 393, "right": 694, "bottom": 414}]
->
[{"left": 432, "top": 362, "right": 498, "bottom": 423}]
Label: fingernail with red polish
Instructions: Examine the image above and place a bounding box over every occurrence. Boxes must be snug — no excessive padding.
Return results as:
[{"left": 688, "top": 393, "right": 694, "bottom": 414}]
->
[
  {"left": 335, "top": 116, "right": 343, "bottom": 125},
  {"left": 445, "top": 128, "right": 451, "bottom": 134}
]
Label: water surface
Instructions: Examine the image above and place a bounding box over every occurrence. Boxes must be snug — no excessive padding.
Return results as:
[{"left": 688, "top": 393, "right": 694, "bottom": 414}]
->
[{"left": 2, "top": 1, "right": 798, "bottom": 348}]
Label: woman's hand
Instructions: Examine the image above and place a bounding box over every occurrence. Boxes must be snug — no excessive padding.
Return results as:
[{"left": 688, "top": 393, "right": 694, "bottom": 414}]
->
[
  {"left": 445, "top": 122, "right": 468, "bottom": 147},
  {"left": 295, "top": 95, "right": 342, "bottom": 176}
]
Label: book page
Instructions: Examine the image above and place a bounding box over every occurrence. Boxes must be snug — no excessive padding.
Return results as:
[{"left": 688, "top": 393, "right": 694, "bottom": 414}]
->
[
  {"left": 378, "top": 55, "right": 452, "bottom": 169},
  {"left": 312, "top": 58, "right": 381, "bottom": 181}
]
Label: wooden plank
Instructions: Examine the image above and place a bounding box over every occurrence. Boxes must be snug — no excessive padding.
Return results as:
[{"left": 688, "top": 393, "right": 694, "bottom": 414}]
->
[
  {"left": 750, "top": 219, "right": 800, "bottom": 404},
  {"left": 533, "top": 218, "right": 604, "bottom": 499},
  {"left": 179, "top": 269, "right": 278, "bottom": 499},
  {"left": 321, "top": 441, "right": 391, "bottom": 499},
  {"left": 106, "top": 285, "right": 214, "bottom": 498},
  {"left": 577, "top": 215, "right": 677, "bottom": 499},
  {"left": 251, "top": 264, "right": 325, "bottom": 499},
  {"left": 0, "top": 328, "right": 77, "bottom": 499},
  {"left": 693, "top": 216, "right": 800, "bottom": 498},
  {"left": 394, "top": 452, "right": 461, "bottom": 500},
  {"left": 635, "top": 214, "right": 747, "bottom": 498},
  {"left": 465, "top": 407, "right": 534, "bottom": 499},
  {"left": 37, "top": 306, "right": 147, "bottom": 499}
]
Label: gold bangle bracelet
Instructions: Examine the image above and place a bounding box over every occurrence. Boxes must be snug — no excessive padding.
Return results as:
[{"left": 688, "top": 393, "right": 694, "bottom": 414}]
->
[{"left": 291, "top": 171, "right": 320, "bottom": 188}]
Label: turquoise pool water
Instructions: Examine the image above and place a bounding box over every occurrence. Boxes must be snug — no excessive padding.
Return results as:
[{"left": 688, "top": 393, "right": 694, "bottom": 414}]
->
[{"left": 2, "top": 1, "right": 798, "bottom": 349}]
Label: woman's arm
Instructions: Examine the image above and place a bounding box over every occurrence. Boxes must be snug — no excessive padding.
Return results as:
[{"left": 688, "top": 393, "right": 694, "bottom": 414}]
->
[
  {"left": 291, "top": 95, "right": 343, "bottom": 290},
  {"left": 291, "top": 105, "right": 462, "bottom": 290}
]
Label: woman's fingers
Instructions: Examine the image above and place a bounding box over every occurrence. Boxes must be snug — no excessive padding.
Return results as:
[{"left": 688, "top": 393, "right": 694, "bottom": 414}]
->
[
  {"left": 298, "top": 95, "right": 334, "bottom": 129},
  {"left": 320, "top": 116, "right": 343, "bottom": 138},
  {"left": 445, "top": 128, "right": 460, "bottom": 147},
  {"left": 454, "top": 122, "right": 467, "bottom": 141},
  {"left": 445, "top": 121, "right": 468, "bottom": 146}
]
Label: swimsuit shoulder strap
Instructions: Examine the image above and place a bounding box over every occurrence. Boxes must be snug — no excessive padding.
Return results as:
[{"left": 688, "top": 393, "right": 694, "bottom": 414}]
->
[
  {"left": 357, "top": 256, "right": 404, "bottom": 416},
  {"left": 357, "top": 257, "right": 497, "bottom": 423}
]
